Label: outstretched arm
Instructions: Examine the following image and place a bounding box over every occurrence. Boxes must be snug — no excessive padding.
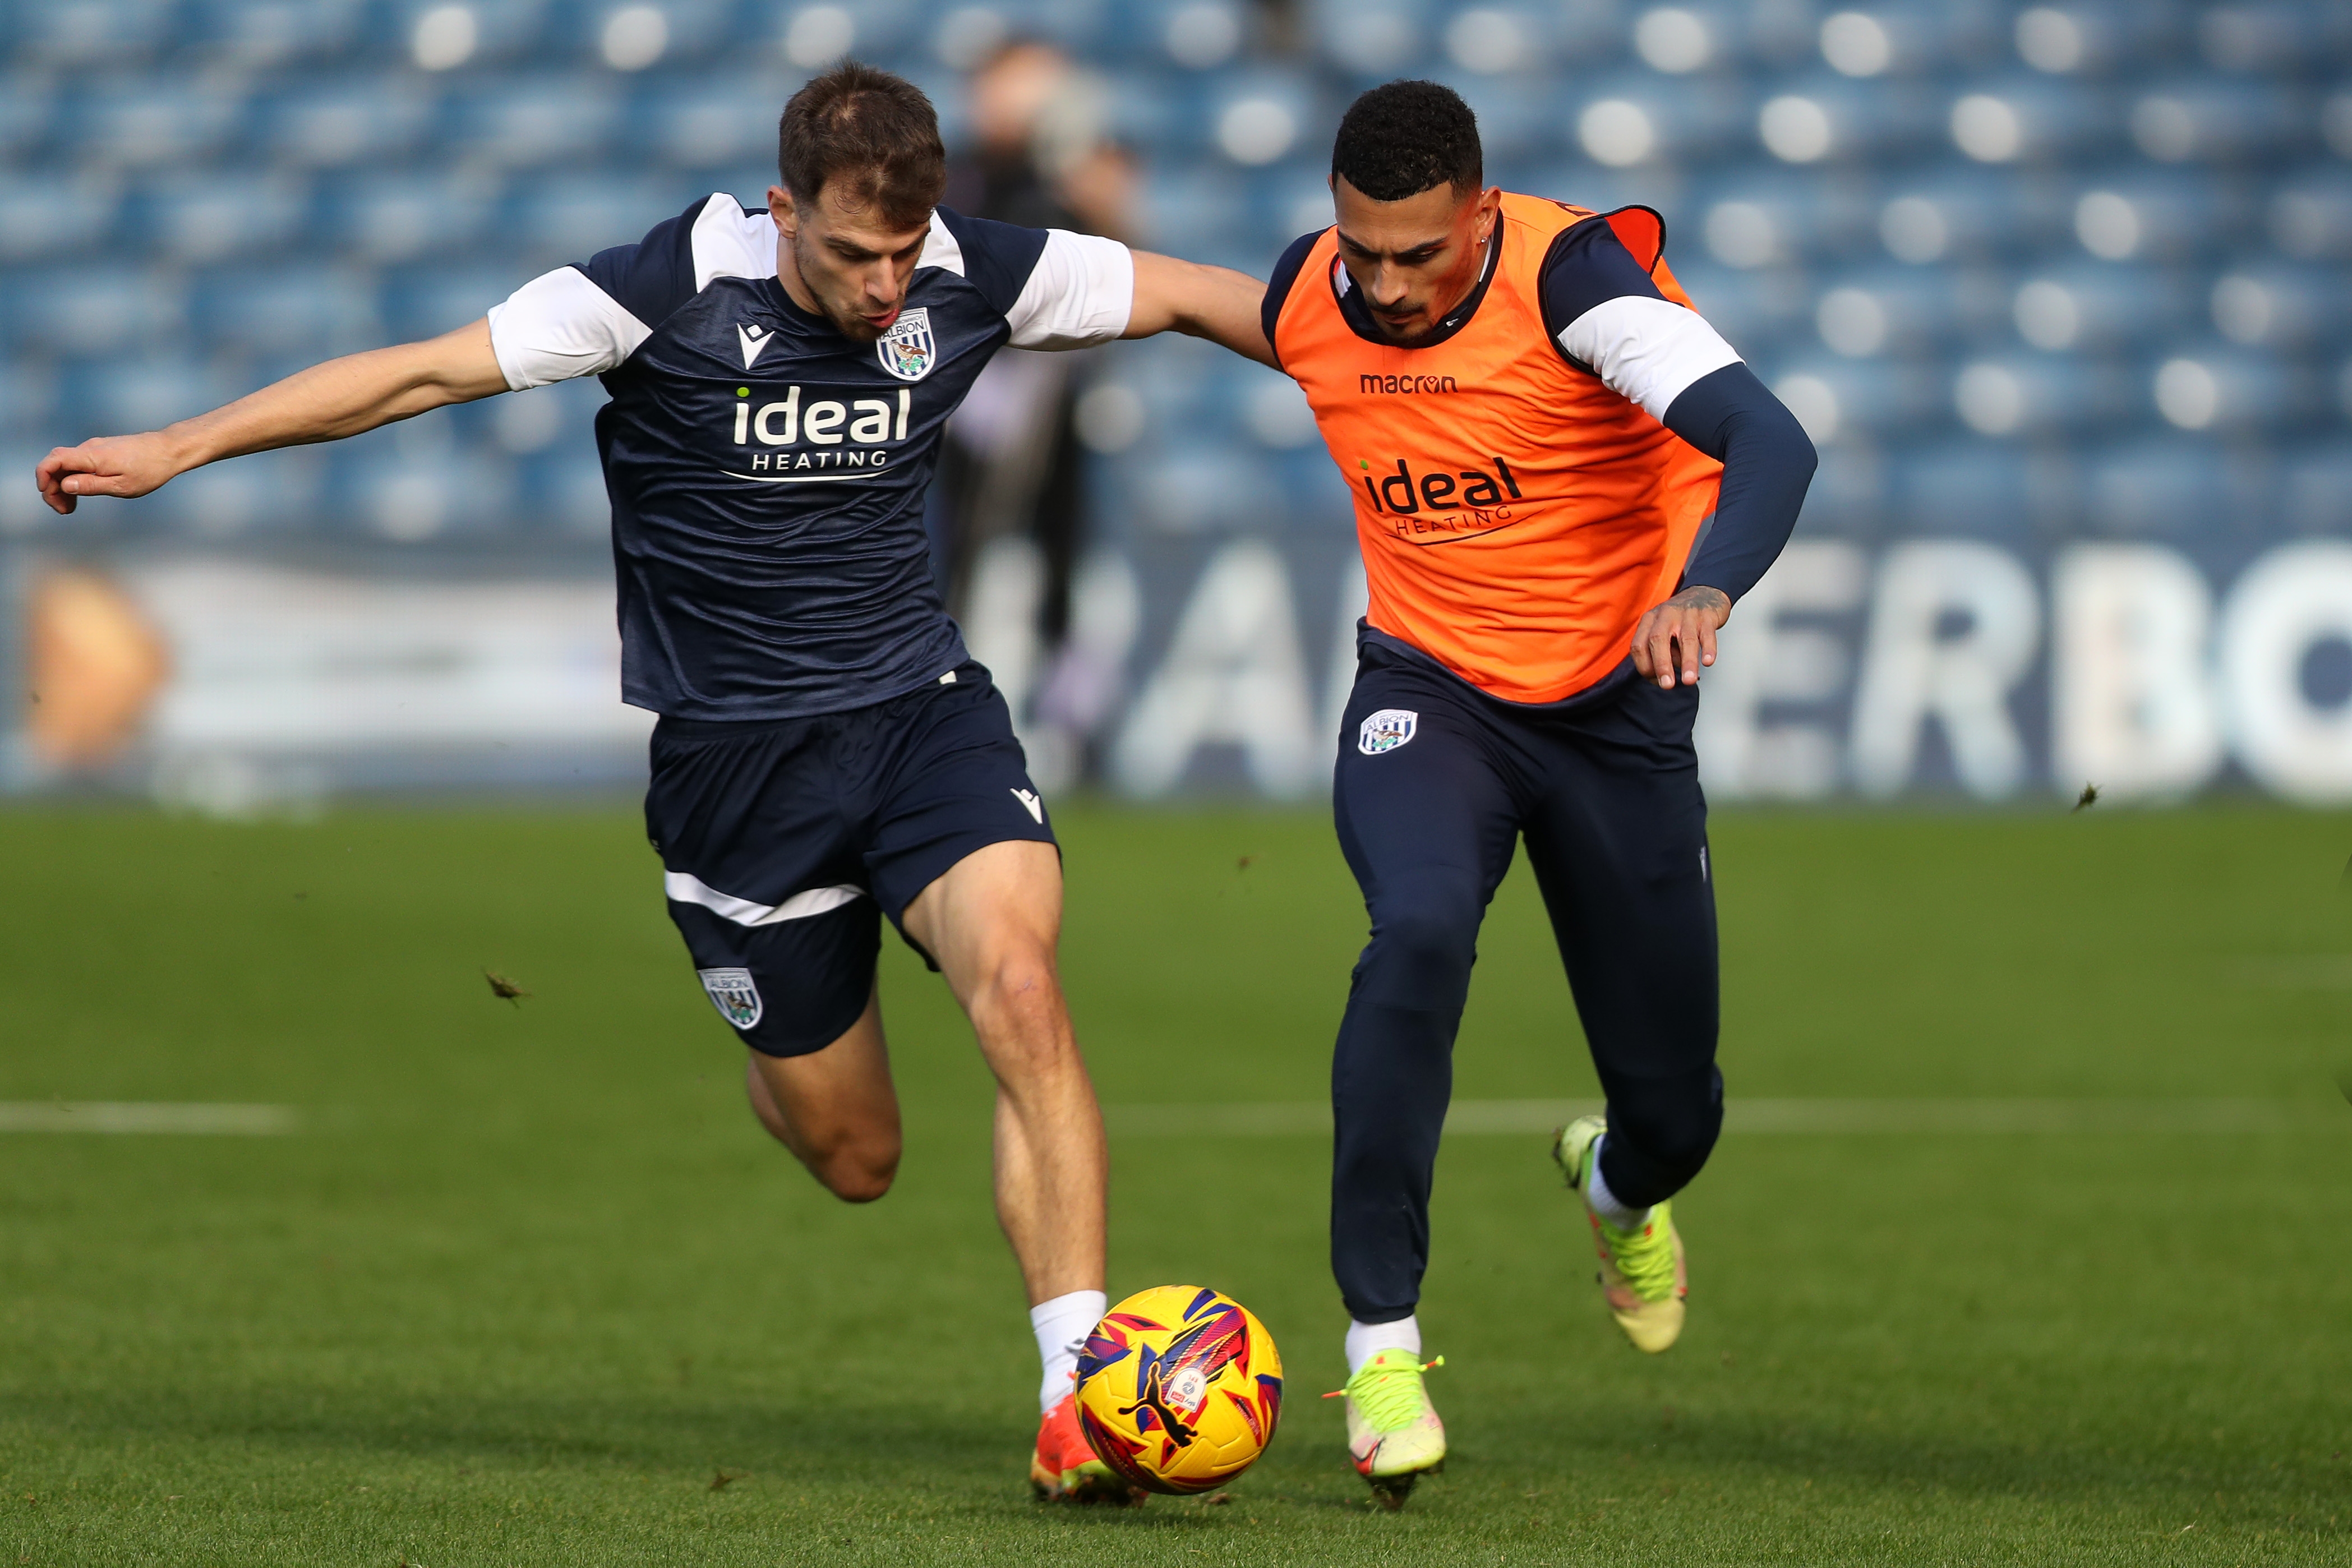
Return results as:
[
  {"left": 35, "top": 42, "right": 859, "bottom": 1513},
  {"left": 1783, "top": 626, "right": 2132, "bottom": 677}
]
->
[
  {"left": 35, "top": 320, "right": 509, "bottom": 515},
  {"left": 1123, "top": 250, "right": 1275, "bottom": 368}
]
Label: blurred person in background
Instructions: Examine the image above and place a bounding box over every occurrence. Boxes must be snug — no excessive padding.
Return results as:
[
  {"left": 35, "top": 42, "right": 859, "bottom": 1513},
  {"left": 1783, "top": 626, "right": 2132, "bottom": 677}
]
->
[{"left": 933, "top": 39, "right": 1137, "bottom": 788}]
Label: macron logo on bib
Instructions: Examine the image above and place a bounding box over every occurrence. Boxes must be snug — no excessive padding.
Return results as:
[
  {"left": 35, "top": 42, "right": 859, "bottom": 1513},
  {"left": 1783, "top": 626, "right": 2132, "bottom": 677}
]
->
[{"left": 1358, "top": 709, "right": 1418, "bottom": 755}]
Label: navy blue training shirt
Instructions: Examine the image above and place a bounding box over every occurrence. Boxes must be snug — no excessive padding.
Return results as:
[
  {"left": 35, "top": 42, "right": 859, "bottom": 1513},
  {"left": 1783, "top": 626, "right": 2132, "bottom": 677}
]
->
[{"left": 486, "top": 194, "right": 1133, "bottom": 720}]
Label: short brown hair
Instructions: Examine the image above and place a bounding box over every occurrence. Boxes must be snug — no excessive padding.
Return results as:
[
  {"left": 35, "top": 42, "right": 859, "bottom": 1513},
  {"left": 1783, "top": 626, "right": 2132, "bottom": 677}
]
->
[{"left": 778, "top": 61, "right": 946, "bottom": 229}]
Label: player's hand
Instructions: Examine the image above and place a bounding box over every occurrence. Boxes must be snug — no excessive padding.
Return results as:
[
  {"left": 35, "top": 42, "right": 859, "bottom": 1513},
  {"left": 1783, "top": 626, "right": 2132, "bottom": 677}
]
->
[
  {"left": 1630, "top": 585, "right": 1731, "bottom": 689},
  {"left": 35, "top": 432, "right": 186, "bottom": 515}
]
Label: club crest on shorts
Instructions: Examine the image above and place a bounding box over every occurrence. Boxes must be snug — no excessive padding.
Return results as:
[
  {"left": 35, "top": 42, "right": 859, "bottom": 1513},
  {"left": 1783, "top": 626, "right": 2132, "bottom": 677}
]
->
[
  {"left": 1358, "top": 708, "right": 1419, "bottom": 755},
  {"left": 876, "top": 307, "right": 935, "bottom": 382},
  {"left": 698, "top": 966, "right": 763, "bottom": 1030}
]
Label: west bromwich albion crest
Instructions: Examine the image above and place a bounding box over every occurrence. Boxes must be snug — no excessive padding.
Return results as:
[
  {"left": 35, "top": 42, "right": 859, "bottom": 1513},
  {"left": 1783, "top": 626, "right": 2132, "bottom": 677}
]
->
[
  {"left": 698, "top": 966, "right": 763, "bottom": 1030},
  {"left": 1358, "top": 708, "right": 1418, "bottom": 755},
  {"left": 877, "top": 307, "right": 936, "bottom": 382}
]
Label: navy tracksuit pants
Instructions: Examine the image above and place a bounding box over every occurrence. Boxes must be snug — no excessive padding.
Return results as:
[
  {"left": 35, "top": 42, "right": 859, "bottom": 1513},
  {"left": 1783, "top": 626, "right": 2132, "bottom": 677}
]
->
[{"left": 1330, "top": 632, "right": 1724, "bottom": 1326}]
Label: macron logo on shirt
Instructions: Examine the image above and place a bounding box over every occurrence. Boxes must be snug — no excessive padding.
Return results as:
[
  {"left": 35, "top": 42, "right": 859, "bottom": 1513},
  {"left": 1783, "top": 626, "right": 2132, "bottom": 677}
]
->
[{"left": 737, "top": 322, "right": 774, "bottom": 370}]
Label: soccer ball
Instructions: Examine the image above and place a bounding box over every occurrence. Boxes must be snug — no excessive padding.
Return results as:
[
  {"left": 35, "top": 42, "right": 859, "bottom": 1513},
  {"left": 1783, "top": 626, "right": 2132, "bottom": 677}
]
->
[{"left": 1073, "top": 1285, "right": 1283, "bottom": 1495}]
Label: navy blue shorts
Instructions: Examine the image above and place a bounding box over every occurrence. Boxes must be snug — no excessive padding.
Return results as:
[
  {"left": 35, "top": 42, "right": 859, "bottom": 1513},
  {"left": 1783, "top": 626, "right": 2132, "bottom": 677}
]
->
[{"left": 645, "top": 662, "right": 1055, "bottom": 1058}]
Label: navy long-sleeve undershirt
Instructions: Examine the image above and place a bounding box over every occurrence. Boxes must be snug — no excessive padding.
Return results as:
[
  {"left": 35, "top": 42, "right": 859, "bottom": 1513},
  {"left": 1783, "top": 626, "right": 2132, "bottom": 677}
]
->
[{"left": 1660, "top": 362, "right": 1818, "bottom": 605}]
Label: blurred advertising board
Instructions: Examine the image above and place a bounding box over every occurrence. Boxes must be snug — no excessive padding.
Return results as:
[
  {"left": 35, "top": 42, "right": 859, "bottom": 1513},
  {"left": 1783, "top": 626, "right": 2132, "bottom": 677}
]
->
[{"left": 10, "top": 532, "right": 2352, "bottom": 808}]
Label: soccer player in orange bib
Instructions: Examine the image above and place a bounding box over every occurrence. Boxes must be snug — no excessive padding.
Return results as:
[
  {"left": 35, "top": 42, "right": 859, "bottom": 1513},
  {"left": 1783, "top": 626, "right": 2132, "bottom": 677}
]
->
[{"left": 1264, "top": 82, "right": 1816, "bottom": 1503}]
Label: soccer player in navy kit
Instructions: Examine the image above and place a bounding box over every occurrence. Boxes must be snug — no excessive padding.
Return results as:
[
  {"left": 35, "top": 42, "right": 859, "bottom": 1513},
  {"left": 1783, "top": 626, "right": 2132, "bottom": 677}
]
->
[{"left": 35, "top": 62, "right": 1274, "bottom": 1502}]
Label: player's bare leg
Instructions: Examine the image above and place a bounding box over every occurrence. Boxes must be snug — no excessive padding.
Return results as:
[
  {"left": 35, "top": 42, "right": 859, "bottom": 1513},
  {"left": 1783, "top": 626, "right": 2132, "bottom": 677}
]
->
[
  {"left": 901, "top": 838, "right": 1106, "bottom": 1306},
  {"left": 901, "top": 838, "right": 1126, "bottom": 1502},
  {"left": 742, "top": 987, "right": 902, "bottom": 1203}
]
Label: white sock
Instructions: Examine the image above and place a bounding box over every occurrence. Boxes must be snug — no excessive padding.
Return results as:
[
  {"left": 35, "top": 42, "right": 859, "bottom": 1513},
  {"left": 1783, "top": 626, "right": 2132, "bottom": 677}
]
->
[
  {"left": 1031, "top": 1289, "right": 1107, "bottom": 1414},
  {"left": 1585, "top": 1134, "right": 1653, "bottom": 1232},
  {"left": 1344, "top": 1315, "right": 1422, "bottom": 1376}
]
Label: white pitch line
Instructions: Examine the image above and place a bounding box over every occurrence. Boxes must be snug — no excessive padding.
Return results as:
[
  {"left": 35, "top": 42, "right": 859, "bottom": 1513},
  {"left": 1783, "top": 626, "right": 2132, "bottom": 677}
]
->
[
  {"left": 1106, "top": 1098, "right": 2348, "bottom": 1138},
  {"left": 0, "top": 1103, "right": 300, "bottom": 1136}
]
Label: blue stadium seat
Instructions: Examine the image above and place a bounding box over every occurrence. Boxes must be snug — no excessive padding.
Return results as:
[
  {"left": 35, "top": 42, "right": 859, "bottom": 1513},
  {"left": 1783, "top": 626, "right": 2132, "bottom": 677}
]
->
[
  {"left": 1099, "top": 1, "right": 1248, "bottom": 70},
  {"left": 2280, "top": 443, "right": 2352, "bottom": 534},
  {"left": 328, "top": 441, "right": 522, "bottom": 542},
  {"left": 1132, "top": 162, "right": 1251, "bottom": 258},
  {"left": 1790, "top": 444, "right": 1888, "bottom": 533},
  {"left": 1761, "top": 357, "right": 1944, "bottom": 449},
  {"left": 1948, "top": 352, "right": 2134, "bottom": 437},
  {"left": 13, "top": 1, "right": 179, "bottom": 67},
  {"left": 63, "top": 81, "right": 246, "bottom": 168},
  {"left": 1564, "top": 73, "right": 1751, "bottom": 171},
  {"left": 1667, "top": 261, "right": 1812, "bottom": 359},
  {"left": 3, "top": 267, "right": 188, "bottom": 357},
  {"left": 2268, "top": 165, "right": 2352, "bottom": 259},
  {"left": 1685, "top": 166, "right": 1875, "bottom": 269},
  {"left": 2068, "top": 170, "right": 2243, "bottom": 264},
  {"left": 183, "top": 0, "right": 368, "bottom": 68},
  {"left": 0, "top": 358, "right": 56, "bottom": 442},
  {"left": 2082, "top": 435, "right": 2267, "bottom": 537},
  {"left": 489, "top": 376, "right": 605, "bottom": 456},
  {"left": 520, "top": 446, "right": 619, "bottom": 534},
  {"left": 1808, "top": 266, "right": 1998, "bottom": 359},
  {"left": 738, "top": 0, "right": 924, "bottom": 68},
  {"left": 1305, "top": 0, "right": 1433, "bottom": 84},
  {"left": 2009, "top": 264, "right": 2199, "bottom": 353},
  {"left": 506, "top": 175, "right": 702, "bottom": 266},
  {"left": 323, "top": 171, "right": 502, "bottom": 264},
  {"left": 2009, "top": 2, "right": 2190, "bottom": 77},
  {"left": 0, "top": 175, "right": 121, "bottom": 264},
  {"left": 1871, "top": 169, "right": 2069, "bottom": 263},
  {"left": 1811, "top": 5, "right": 1991, "bottom": 79},
  {"left": 438, "top": 75, "right": 625, "bottom": 167},
  {"left": 150, "top": 447, "right": 328, "bottom": 538},
  {"left": 1435, "top": 73, "right": 1558, "bottom": 162},
  {"left": 2208, "top": 263, "right": 2352, "bottom": 350},
  {"left": 385, "top": 0, "right": 552, "bottom": 70},
  {"left": 560, "top": 0, "right": 737, "bottom": 68},
  {"left": 1431, "top": 5, "right": 1560, "bottom": 79},
  {"left": 635, "top": 76, "right": 797, "bottom": 168},
  {"left": 1753, "top": 76, "right": 1941, "bottom": 167},
  {"left": 1945, "top": 75, "right": 2117, "bottom": 166},
  {"left": 1889, "top": 440, "right": 2075, "bottom": 539},
  {"left": 188, "top": 269, "right": 382, "bottom": 357},
  {"left": 2195, "top": 3, "right": 2352, "bottom": 77},
  {"left": 56, "top": 355, "right": 243, "bottom": 440},
  {"left": 255, "top": 80, "right": 436, "bottom": 168},
  {"left": 2127, "top": 76, "right": 2305, "bottom": 164},
  {"left": 135, "top": 174, "right": 312, "bottom": 265},
  {"left": 380, "top": 265, "right": 538, "bottom": 343},
  {"left": 2145, "top": 342, "right": 2312, "bottom": 433},
  {"left": 1623, "top": 3, "right": 1791, "bottom": 76}
]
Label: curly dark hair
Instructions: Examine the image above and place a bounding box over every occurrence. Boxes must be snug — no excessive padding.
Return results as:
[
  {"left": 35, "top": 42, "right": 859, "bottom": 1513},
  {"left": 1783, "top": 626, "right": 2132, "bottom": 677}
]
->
[
  {"left": 1331, "top": 80, "right": 1483, "bottom": 202},
  {"left": 778, "top": 60, "right": 946, "bottom": 228}
]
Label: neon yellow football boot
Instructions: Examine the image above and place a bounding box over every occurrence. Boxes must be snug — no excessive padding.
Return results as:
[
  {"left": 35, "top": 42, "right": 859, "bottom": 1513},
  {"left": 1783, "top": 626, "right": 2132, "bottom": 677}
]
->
[
  {"left": 1553, "top": 1115, "right": 1687, "bottom": 1354},
  {"left": 1326, "top": 1350, "right": 1446, "bottom": 1509}
]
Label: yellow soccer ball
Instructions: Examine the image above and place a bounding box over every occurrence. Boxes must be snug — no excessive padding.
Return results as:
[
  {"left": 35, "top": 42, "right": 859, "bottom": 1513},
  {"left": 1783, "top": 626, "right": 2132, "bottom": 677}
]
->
[{"left": 1073, "top": 1285, "right": 1284, "bottom": 1495}]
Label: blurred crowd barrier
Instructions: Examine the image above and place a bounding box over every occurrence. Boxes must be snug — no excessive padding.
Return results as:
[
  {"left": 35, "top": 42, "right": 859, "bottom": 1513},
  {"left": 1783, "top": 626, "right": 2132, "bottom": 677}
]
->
[{"left": 3, "top": 2, "right": 2350, "bottom": 806}]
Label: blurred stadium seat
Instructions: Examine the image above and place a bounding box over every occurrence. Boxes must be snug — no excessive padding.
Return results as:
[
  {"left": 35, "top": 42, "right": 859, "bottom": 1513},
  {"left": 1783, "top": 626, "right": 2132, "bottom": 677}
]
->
[{"left": 0, "top": 0, "right": 2337, "bottom": 561}]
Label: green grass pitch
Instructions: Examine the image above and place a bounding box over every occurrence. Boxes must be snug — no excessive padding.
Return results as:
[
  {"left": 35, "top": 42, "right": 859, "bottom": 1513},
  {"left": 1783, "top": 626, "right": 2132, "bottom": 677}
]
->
[{"left": 1, "top": 800, "right": 2348, "bottom": 1565}]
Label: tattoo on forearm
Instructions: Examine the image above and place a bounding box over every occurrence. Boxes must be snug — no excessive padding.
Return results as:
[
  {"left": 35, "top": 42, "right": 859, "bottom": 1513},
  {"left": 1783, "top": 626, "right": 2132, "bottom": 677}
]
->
[{"left": 1670, "top": 586, "right": 1730, "bottom": 615}]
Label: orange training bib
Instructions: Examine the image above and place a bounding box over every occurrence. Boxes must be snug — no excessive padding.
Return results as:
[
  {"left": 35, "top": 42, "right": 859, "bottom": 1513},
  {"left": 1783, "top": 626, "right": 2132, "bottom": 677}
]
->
[{"left": 1273, "top": 192, "right": 1725, "bottom": 704}]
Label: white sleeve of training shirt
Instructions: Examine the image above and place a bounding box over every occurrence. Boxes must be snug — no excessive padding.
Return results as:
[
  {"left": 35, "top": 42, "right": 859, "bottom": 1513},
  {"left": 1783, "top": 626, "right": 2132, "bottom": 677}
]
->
[{"left": 1003, "top": 230, "right": 1136, "bottom": 350}]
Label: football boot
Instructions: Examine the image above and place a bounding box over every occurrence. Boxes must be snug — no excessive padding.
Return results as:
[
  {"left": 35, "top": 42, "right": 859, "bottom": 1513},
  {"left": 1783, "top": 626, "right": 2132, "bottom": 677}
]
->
[
  {"left": 1326, "top": 1349, "right": 1446, "bottom": 1509},
  {"left": 1553, "top": 1115, "right": 1687, "bottom": 1354},
  {"left": 1029, "top": 1391, "right": 1143, "bottom": 1504}
]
